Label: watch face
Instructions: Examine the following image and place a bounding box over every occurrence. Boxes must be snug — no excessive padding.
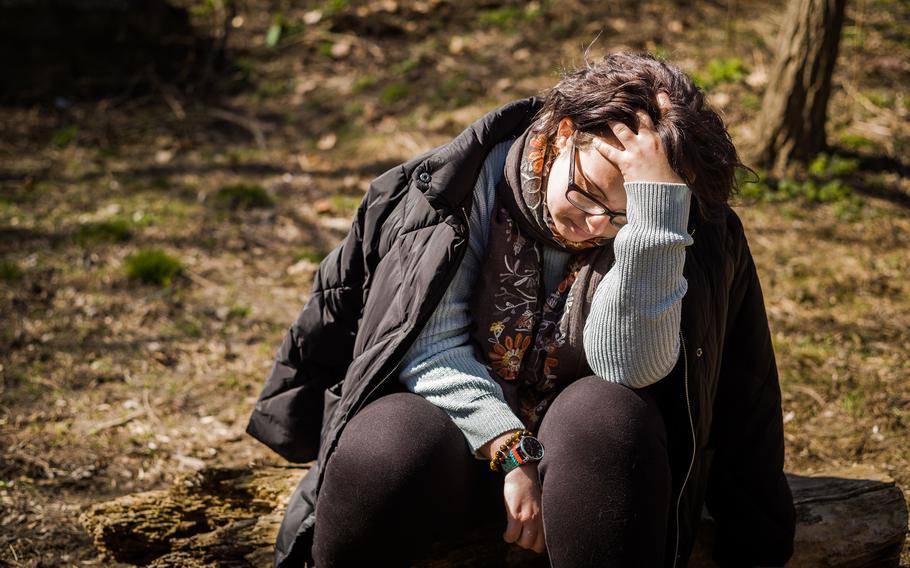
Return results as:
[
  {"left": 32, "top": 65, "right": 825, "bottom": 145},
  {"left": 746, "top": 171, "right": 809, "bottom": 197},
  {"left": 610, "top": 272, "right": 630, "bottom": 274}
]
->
[{"left": 520, "top": 436, "right": 544, "bottom": 460}]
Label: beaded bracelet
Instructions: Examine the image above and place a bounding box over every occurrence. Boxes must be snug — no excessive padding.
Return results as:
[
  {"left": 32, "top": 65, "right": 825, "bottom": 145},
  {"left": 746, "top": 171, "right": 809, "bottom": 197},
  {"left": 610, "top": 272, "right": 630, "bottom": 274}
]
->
[{"left": 489, "top": 429, "right": 533, "bottom": 472}]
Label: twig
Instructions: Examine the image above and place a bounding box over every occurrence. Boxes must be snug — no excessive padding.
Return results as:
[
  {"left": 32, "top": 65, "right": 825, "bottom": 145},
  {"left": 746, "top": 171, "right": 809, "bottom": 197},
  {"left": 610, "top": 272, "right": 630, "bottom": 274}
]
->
[
  {"left": 184, "top": 268, "right": 219, "bottom": 289},
  {"left": 205, "top": 107, "right": 267, "bottom": 150},
  {"left": 842, "top": 81, "right": 900, "bottom": 124},
  {"left": 89, "top": 408, "right": 146, "bottom": 435},
  {"left": 791, "top": 384, "right": 827, "bottom": 407},
  {"left": 143, "top": 389, "right": 161, "bottom": 425},
  {"left": 8, "top": 449, "right": 59, "bottom": 480}
]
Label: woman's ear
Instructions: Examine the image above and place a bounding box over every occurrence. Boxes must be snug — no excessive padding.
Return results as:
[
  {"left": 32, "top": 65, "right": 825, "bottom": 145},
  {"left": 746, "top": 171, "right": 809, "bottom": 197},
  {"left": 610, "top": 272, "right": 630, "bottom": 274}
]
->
[{"left": 553, "top": 117, "right": 576, "bottom": 152}]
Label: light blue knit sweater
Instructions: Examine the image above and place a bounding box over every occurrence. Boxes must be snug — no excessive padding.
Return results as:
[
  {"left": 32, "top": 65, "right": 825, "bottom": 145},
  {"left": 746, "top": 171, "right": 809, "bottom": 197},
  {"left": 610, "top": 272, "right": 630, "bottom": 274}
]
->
[{"left": 399, "top": 139, "right": 693, "bottom": 459}]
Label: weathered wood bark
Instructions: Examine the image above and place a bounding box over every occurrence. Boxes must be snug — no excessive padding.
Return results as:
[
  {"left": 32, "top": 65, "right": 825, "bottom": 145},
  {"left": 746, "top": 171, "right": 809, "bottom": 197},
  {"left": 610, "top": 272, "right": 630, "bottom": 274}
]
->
[
  {"left": 80, "top": 465, "right": 908, "bottom": 567},
  {"left": 750, "top": 0, "right": 848, "bottom": 176}
]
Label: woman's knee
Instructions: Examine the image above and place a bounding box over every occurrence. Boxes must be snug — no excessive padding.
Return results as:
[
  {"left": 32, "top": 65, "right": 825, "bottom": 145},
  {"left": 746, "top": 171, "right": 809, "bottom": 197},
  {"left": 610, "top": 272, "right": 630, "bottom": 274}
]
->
[
  {"left": 539, "top": 376, "right": 668, "bottom": 458},
  {"left": 313, "top": 393, "right": 474, "bottom": 566},
  {"left": 331, "top": 392, "right": 468, "bottom": 475}
]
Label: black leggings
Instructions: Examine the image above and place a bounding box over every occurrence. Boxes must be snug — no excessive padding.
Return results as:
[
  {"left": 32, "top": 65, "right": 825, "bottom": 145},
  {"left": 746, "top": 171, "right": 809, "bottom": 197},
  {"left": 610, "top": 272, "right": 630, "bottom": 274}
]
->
[{"left": 312, "top": 376, "right": 674, "bottom": 568}]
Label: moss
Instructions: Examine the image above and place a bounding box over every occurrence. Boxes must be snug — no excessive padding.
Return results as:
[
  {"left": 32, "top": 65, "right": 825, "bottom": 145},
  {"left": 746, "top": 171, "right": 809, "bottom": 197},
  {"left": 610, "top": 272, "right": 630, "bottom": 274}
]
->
[
  {"left": 808, "top": 153, "right": 860, "bottom": 178},
  {"left": 0, "top": 258, "right": 23, "bottom": 282},
  {"left": 379, "top": 82, "right": 411, "bottom": 106},
  {"left": 124, "top": 249, "right": 183, "bottom": 287},
  {"left": 838, "top": 133, "right": 877, "bottom": 151},
  {"left": 294, "top": 247, "right": 328, "bottom": 264},
  {"left": 476, "top": 4, "right": 540, "bottom": 32},
  {"left": 228, "top": 305, "right": 251, "bottom": 320},
  {"left": 330, "top": 194, "right": 362, "bottom": 211},
  {"left": 352, "top": 74, "right": 379, "bottom": 93},
  {"left": 692, "top": 58, "right": 747, "bottom": 90},
  {"left": 52, "top": 125, "right": 78, "bottom": 148},
  {"left": 210, "top": 184, "right": 275, "bottom": 211},
  {"left": 72, "top": 219, "right": 133, "bottom": 246}
]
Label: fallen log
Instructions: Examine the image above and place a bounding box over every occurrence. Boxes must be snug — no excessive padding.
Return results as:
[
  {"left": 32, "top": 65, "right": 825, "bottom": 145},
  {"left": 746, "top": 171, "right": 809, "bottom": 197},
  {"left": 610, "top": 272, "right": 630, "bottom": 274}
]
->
[{"left": 80, "top": 464, "right": 908, "bottom": 567}]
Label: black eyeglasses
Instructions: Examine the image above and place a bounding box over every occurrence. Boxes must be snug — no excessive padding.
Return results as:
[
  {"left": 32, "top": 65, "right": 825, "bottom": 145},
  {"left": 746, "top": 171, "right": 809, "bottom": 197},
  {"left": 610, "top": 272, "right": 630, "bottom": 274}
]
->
[{"left": 566, "top": 141, "right": 627, "bottom": 228}]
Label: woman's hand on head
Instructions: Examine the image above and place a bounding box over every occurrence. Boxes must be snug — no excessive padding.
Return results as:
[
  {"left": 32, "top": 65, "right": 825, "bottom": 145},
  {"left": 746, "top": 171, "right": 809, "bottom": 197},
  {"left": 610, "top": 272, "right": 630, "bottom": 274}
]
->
[
  {"left": 502, "top": 463, "right": 547, "bottom": 554},
  {"left": 591, "top": 92, "right": 686, "bottom": 186}
]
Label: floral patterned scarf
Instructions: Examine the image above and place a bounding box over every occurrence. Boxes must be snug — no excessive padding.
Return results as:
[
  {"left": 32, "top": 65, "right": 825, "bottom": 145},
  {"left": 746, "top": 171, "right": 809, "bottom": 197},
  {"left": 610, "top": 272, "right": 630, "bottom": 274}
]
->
[{"left": 469, "top": 124, "right": 616, "bottom": 432}]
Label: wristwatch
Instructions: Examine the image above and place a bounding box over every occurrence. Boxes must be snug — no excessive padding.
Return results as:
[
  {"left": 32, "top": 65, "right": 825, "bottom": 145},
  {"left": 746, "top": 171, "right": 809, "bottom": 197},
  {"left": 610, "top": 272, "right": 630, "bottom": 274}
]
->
[{"left": 500, "top": 435, "right": 545, "bottom": 474}]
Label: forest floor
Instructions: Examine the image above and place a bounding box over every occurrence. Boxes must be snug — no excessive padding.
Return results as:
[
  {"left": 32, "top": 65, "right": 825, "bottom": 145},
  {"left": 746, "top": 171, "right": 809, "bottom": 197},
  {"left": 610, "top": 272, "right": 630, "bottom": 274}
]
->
[{"left": 1, "top": 0, "right": 908, "bottom": 565}]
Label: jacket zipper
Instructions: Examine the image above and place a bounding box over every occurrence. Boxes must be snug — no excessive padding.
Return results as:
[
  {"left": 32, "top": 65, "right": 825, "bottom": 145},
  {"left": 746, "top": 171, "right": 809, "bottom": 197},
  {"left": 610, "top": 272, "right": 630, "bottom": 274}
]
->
[{"left": 672, "top": 330, "right": 697, "bottom": 568}]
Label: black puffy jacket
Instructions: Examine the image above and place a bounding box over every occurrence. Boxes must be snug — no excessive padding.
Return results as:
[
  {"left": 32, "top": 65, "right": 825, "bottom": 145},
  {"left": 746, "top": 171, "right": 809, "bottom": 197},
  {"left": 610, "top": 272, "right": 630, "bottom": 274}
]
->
[{"left": 245, "top": 96, "right": 796, "bottom": 568}]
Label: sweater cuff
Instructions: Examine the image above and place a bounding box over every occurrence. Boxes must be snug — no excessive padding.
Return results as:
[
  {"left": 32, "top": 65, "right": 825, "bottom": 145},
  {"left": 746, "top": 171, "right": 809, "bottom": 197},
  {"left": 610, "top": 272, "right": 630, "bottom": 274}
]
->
[
  {"left": 463, "top": 397, "right": 527, "bottom": 460},
  {"left": 622, "top": 181, "right": 692, "bottom": 233}
]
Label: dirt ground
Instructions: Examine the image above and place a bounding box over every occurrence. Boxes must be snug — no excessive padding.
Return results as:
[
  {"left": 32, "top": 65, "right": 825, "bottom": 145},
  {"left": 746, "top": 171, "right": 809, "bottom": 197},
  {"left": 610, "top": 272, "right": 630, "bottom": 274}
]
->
[{"left": 1, "top": 0, "right": 908, "bottom": 565}]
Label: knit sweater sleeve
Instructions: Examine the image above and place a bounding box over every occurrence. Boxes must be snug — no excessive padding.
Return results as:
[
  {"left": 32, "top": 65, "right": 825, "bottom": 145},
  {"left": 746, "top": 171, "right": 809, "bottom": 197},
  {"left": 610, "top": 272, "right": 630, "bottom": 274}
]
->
[
  {"left": 583, "top": 181, "right": 694, "bottom": 388},
  {"left": 398, "top": 141, "right": 525, "bottom": 460}
]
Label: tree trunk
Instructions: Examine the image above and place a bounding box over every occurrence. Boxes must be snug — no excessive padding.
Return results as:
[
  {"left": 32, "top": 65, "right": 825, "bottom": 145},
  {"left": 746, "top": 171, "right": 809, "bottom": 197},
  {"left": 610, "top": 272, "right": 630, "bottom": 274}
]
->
[
  {"left": 751, "top": 0, "right": 848, "bottom": 176},
  {"left": 80, "top": 465, "right": 908, "bottom": 567}
]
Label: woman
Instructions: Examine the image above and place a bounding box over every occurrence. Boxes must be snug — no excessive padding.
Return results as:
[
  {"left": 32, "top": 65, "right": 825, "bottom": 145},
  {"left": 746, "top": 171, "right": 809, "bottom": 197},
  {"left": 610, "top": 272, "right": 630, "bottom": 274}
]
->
[{"left": 246, "top": 51, "right": 796, "bottom": 568}]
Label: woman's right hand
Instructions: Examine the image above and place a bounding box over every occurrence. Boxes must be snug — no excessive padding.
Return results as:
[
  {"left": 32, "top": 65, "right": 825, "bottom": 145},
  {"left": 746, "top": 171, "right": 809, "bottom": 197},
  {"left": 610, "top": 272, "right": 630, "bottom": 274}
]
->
[{"left": 502, "top": 462, "right": 546, "bottom": 554}]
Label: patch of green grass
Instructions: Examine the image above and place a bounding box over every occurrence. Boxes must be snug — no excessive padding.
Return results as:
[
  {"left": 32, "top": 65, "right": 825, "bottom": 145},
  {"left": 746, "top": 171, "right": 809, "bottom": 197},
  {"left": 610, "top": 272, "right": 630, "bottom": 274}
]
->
[
  {"left": 476, "top": 4, "right": 540, "bottom": 32},
  {"left": 226, "top": 147, "right": 262, "bottom": 164},
  {"left": 124, "top": 249, "right": 182, "bottom": 287},
  {"left": 295, "top": 247, "right": 328, "bottom": 264},
  {"left": 174, "top": 316, "right": 203, "bottom": 338},
  {"left": 228, "top": 305, "right": 251, "bottom": 319},
  {"left": 72, "top": 219, "right": 133, "bottom": 246},
  {"left": 776, "top": 178, "right": 854, "bottom": 203},
  {"left": 393, "top": 56, "right": 421, "bottom": 76},
  {"left": 322, "top": 0, "right": 348, "bottom": 16},
  {"left": 97, "top": 145, "right": 121, "bottom": 159},
  {"left": 52, "top": 125, "right": 78, "bottom": 147},
  {"left": 842, "top": 391, "right": 866, "bottom": 418},
  {"left": 379, "top": 82, "right": 411, "bottom": 106},
  {"left": 318, "top": 41, "right": 335, "bottom": 57},
  {"left": 808, "top": 153, "right": 860, "bottom": 178},
  {"left": 433, "top": 71, "right": 473, "bottom": 107},
  {"left": 330, "top": 194, "right": 362, "bottom": 211},
  {"left": 650, "top": 45, "right": 670, "bottom": 61},
  {"left": 210, "top": 184, "right": 275, "bottom": 211},
  {"left": 737, "top": 153, "right": 862, "bottom": 211},
  {"left": 838, "top": 133, "right": 877, "bottom": 151},
  {"left": 256, "top": 79, "right": 293, "bottom": 99},
  {"left": 0, "top": 258, "right": 23, "bottom": 282},
  {"left": 692, "top": 57, "right": 747, "bottom": 90},
  {"left": 740, "top": 91, "right": 761, "bottom": 112},
  {"left": 864, "top": 91, "right": 891, "bottom": 108},
  {"left": 352, "top": 74, "right": 379, "bottom": 93},
  {"left": 151, "top": 176, "right": 170, "bottom": 190}
]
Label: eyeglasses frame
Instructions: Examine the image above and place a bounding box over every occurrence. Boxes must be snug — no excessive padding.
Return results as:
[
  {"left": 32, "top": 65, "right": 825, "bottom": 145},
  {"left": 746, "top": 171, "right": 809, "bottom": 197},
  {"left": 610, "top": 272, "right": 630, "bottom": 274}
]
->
[{"left": 565, "top": 137, "right": 628, "bottom": 228}]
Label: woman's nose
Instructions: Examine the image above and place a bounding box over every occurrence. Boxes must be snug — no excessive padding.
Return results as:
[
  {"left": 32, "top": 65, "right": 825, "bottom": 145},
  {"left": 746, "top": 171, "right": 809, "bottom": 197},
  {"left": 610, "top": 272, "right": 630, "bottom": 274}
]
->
[{"left": 585, "top": 213, "right": 612, "bottom": 236}]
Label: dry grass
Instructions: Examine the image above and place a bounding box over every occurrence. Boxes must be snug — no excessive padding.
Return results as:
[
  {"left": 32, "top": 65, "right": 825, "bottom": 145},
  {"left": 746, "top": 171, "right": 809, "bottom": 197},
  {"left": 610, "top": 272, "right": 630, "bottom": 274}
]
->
[{"left": 1, "top": 0, "right": 908, "bottom": 565}]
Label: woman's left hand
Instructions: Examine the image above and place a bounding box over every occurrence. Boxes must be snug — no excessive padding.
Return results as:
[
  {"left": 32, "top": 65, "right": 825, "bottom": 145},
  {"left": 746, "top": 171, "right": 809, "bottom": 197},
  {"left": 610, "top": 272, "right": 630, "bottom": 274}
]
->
[{"left": 591, "top": 93, "right": 685, "bottom": 185}]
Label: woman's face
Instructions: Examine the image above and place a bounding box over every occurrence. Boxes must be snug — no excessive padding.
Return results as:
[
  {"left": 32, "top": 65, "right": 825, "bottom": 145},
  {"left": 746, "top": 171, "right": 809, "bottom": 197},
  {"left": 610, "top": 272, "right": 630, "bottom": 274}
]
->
[{"left": 544, "top": 118, "right": 627, "bottom": 242}]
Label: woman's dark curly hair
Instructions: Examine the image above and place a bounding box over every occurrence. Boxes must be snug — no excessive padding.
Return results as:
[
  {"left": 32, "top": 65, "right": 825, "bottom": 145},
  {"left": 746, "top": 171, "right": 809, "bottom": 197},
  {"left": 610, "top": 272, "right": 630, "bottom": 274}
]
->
[{"left": 532, "top": 51, "right": 745, "bottom": 220}]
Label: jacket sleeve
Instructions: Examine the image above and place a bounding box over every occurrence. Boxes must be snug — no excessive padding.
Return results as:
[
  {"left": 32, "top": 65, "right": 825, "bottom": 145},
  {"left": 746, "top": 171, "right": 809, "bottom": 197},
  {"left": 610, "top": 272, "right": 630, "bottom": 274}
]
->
[
  {"left": 704, "top": 214, "right": 796, "bottom": 567},
  {"left": 245, "top": 199, "right": 368, "bottom": 463}
]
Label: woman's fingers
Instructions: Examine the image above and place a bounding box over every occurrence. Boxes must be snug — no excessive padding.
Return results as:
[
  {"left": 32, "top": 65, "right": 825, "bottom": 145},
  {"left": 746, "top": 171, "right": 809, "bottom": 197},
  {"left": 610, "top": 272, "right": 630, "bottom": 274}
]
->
[
  {"left": 636, "top": 109, "right": 656, "bottom": 132},
  {"left": 607, "top": 119, "right": 635, "bottom": 142},
  {"left": 591, "top": 136, "right": 620, "bottom": 165},
  {"left": 518, "top": 525, "right": 537, "bottom": 549},
  {"left": 533, "top": 525, "right": 547, "bottom": 554},
  {"left": 503, "top": 515, "right": 522, "bottom": 543}
]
